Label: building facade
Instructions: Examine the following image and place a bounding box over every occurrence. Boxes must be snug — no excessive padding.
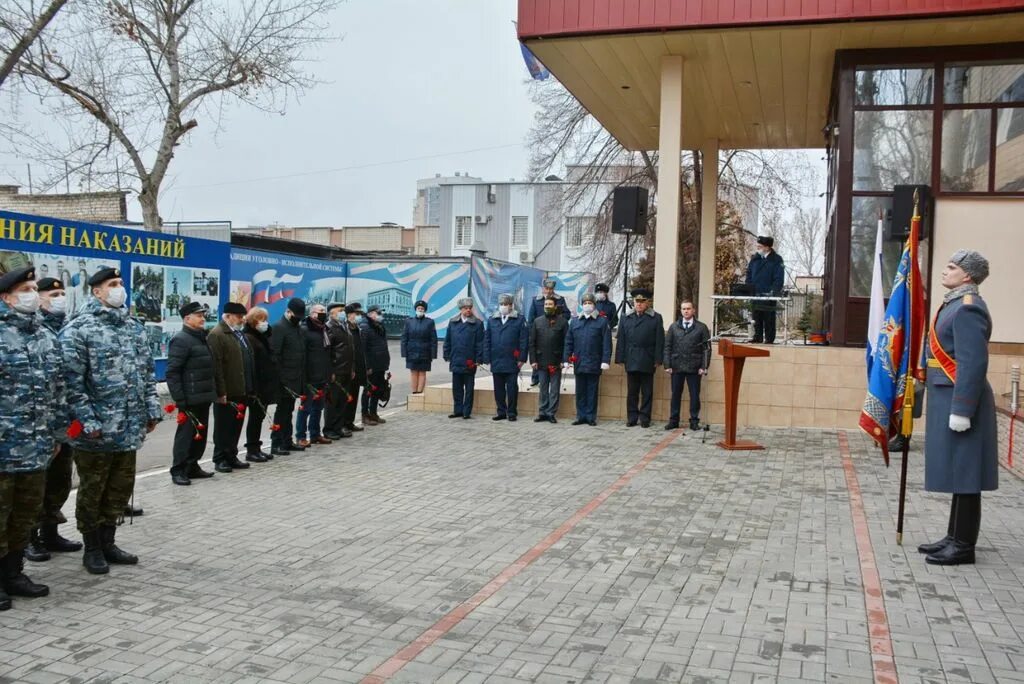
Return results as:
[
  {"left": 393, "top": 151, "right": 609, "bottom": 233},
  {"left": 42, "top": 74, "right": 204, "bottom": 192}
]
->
[{"left": 0, "top": 185, "right": 127, "bottom": 224}]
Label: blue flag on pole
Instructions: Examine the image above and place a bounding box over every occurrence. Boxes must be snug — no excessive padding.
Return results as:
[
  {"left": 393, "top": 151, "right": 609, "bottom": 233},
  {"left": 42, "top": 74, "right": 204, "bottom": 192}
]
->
[{"left": 519, "top": 42, "right": 550, "bottom": 81}]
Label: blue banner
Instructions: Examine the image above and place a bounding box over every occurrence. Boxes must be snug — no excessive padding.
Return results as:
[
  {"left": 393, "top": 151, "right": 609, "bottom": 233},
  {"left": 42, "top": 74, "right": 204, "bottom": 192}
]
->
[
  {"left": 470, "top": 256, "right": 545, "bottom": 319},
  {"left": 346, "top": 260, "right": 469, "bottom": 338},
  {"left": 229, "top": 248, "right": 346, "bottom": 323},
  {"left": 548, "top": 271, "right": 596, "bottom": 314}
]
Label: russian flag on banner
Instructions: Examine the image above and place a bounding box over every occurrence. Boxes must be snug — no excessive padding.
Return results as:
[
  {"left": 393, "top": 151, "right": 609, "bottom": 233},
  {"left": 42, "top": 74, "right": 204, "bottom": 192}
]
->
[{"left": 251, "top": 269, "right": 304, "bottom": 306}]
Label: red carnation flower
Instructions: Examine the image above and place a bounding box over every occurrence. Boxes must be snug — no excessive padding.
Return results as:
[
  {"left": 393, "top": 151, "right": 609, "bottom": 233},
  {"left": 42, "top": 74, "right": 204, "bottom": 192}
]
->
[
  {"left": 299, "top": 394, "right": 307, "bottom": 402},
  {"left": 347, "top": 395, "right": 355, "bottom": 404},
  {"left": 547, "top": 365, "right": 557, "bottom": 375},
  {"left": 466, "top": 359, "right": 476, "bottom": 369},
  {"left": 569, "top": 354, "right": 578, "bottom": 364},
  {"left": 196, "top": 423, "right": 206, "bottom": 431},
  {"left": 163, "top": 403, "right": 177, "bottom": 414},
  {"left": 371, "top": 385, "right": 379, "bottom": 392},
  {"left": 193, "top": 434, "right": 203, "bottom": 441},
  {"left": 176, "top": 412, "right": 188, "bottom": 425},
  {"left": 66, "top": 420, "right": 84, "bottom": 439},
  {"left": 513, "top": 349, "right": 520, "bottom": 359},
  {"left": 271, "top": 424, "right": 281, "bottom": 432},
  {"left": 237, "top": 403, "right": 247, "bottom": 412},
  {"left": 598, "top": 311, "right": 607, "bottom": 317},
  {"left": 235, "top": 413, "right": 245, "bottom": 420}
]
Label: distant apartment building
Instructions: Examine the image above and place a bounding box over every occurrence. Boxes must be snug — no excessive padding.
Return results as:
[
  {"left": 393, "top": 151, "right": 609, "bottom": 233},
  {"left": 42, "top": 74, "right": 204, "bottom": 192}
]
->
[
  {"left": 411, "top": 172, "right": 481, "bottom": 256},
  {"left": 235, "top": 222, "right": 440, "bottom": 255}
]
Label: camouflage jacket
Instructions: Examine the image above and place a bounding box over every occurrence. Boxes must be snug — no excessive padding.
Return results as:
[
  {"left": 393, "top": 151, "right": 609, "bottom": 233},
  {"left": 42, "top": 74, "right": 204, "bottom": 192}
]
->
[
  {"left": 0, "top": 302, "right": 64, "bottom": 473},
  {"left": 60, "top": 299, "right": 161, "bottom": 452}
]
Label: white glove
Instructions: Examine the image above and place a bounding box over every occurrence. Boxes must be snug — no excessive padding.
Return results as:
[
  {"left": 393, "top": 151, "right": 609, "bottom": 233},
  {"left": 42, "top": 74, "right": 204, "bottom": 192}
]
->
[
  {"left": 949, "top": 414, "right": 971, "bottom": 432},
  {"left": 562, "top": 362, "right": 570, "bottom": 369},
  {"left": 600, "top": 363, "right": 610, "bottom": 370}
]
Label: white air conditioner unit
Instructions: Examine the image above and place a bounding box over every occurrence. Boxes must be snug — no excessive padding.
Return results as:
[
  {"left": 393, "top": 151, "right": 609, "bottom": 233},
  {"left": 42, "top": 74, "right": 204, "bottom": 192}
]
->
[
  {"left": 519, "top": 251, "right": 534, "bottom": 264},
  {"left": 475, "top": 215, "right": 492, "bottom": 225}
]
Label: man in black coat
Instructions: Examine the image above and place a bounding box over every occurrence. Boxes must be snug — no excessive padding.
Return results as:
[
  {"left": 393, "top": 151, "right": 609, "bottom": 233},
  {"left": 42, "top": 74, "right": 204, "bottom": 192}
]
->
[
  {"left": 615, "top": 288, "right": 665, "bottom": 428},
  {"left": 663, "top": 301, "right": 711, "bottom": 431},
  {"left": 527, "top": 278, "right": 569, "bottom": 386},
  {"left": 242, "top": 308, "right": 278, "bottom": 461},
  {"left": 164, "top": 302, "right": 217, "bottom": 485},
  {"left": 344, "top": 303, "right": 368, "bottom": 432},
  {"left": 746, "top": 235, "right": 785, "bottom": 344},
  {"left": 323, "top": 302, "right": 355, "bottom": 440},
  {"left": 360, "top": 304, "right": 391, "bottom": 426},
  {"left": 593, "top": 282, "right": 618, "bottom": 329},
  {"left": 269, "top": 298, "right": 308, "bottom": 456},
  {"left": 529, "top": 296, "right": 569, "bottom": 422},
  {"left": 296, "top": 304, "right": 332, "bottom": 447}
]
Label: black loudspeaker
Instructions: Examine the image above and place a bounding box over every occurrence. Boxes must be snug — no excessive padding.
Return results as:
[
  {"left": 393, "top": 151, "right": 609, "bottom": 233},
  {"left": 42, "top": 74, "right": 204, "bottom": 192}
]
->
[
  {"left": 886, "top": 184, "right": 932, "bottom": 241},
  {"left": 611, "top": 186, "right": 648, "bottom": 235}
]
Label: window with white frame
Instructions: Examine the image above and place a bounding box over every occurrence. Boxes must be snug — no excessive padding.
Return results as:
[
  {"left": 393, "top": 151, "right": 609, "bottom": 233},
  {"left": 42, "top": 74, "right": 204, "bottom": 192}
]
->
[
  {"left": 455, "top": 216, "right": 473, "bottom": 248},
  {"left": 564, "top": 216, "right": 592, "bottom": 248},
  {"left": 511, "top": 216, "right": 529, "bottom": 247}
]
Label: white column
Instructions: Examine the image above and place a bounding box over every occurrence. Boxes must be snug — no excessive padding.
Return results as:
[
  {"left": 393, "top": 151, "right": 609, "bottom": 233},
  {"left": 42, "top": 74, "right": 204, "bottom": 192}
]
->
[
  {"left": 698, "top": 139, "right": 719, "bottom": 323},
  {"left": 653, "top": 55, "right": 684, "bottom": 323}
]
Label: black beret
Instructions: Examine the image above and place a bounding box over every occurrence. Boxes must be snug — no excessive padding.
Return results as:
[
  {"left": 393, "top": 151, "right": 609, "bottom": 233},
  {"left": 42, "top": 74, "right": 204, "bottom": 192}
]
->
[
  {"left": 88, "top": 266, "right": 121, "bottom": 287},
  {"left": 414, "top": 300, "right": 428, "bottom": 310},
  {"left": 0, "top": 266, "right": 36, "bottom": 294},
  {"left": 287, "top": 297, "right": 306, "bottom": 315},
  {"left": 630, "top": 288, "right": 653, "bottom": 299},
  {"left": 757, "top": 235, "right": 774, "bottom": 248},
  {"left": 179, "top": 301, "right": 208, "bottom": 317},
  {"left": 223, "top": 302, "right": 247, "bottom": 315},
  {"left": 327, "top": 301, "right": 345, "bottom": 311},
  {"left": 36, "top": 277, "right": 64, "bottom": 293},
  {"left": 367, "top": 304, "right": 384, "bottom": 314},
  {"left": 344, "top": 302, "right": 362, "bottom": 314},
  {"left": 594, "top": 282, "right": 610, "bottom": 293}
]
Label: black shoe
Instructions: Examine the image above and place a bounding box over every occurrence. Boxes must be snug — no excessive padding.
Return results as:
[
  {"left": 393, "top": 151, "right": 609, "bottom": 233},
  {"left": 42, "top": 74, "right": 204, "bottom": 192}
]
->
[
  {"left": 508, "top": 415, "right": 517, "bottom": 422},
  {"left": 690, "top": 419, "right": 701, "bottom": 431},
  {"left": 462, "top": 415, "right": 472, "bottom": 420},
  {"left": 752, "top": 338, "right": 763, "bottom": 344},
  {"left": 548, "top": 416, "right": 557, "bottom": 424},
  {"left": 214, "top": 463, "right": 233, "bottom": 473},
  {"left": 588, "top": 420, "right": 597, "bottom": 426},
  {"left": 1, "top": 552, "right": 49, "bottom": 598},
  {"left": 346, "top": 424, "right": 365, "bottom": 432},
  {"left": 245, "top": 453, "right": 267, "bottom": 463},
  {"left": 448, "top": 413, "right": 461, "bottom": 419},
  {"left": 530, "top": 381, "right": 539, "bottom": 387},
  {"left": 260, "top": 450, "right": 274, "bottom": 461},
  {"left": 188, "top": 465, "right": 214, "bottom": 478},
  {"left": 82, "top": 531, "right": 109, "bottom": 575},
  {"left": 492, "top": 415, "right": 507, "bottom": 421},
  {"left": 925, "top": 541, "right": 975, "bottom": 565},
  {"left": 572, "top": 419, "right": 587, "bottom": 425},
  {"left": 39, "top": 523, "right": 81, "bottom": 553},
  {"left": 0, "top": 586, "right": 9, "bottom": 611},
  {"left": 323, "top": 432, "right": 342, "bottom": 440},
  {"left": 124, "top": 504, "right": 143, "bottom": 517},
  {"left": 664, "top": 422, "right": 679, "bottom": 431},
  {"left": 24, "top": 529, "right": 51, "bottom": 563},
  {"left": 640, "top": 422, "right": 651, "bottom": 428},
  {"left": 534, "top": 415, "right": 548, "bottom": 423},
  {"left": 340, "top": 429, "right": 353, "bottom": 438},
  {"left": 227, "top": 458, "right": 251, "bottom": 469},
  {"left": 270, "top": 447, "right": 290, "bottom": 456},
  {"left": 917, "top": 536, "right": 953, "bottom": 554},
  {"left": 101, "top": 525, "right": 138, "bottom": 565},
  {"left": 172, "top": 474, "right": 191, "bottom": 486},
  {"left": 287, "top": 442, "right": 307, "bottom": 451},
  {"left": 626, "top": 421, "right": 637, "bottom": 427}
]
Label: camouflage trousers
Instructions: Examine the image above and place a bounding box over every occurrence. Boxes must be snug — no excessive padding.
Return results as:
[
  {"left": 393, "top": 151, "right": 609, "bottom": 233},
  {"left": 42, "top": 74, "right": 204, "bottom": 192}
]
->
[
  {"left": 0, "top": 470, "right": 46, "bottom": 557},
  {"left": 38, "top": 442, "right": 73, "bottom": 525},
  {"left": 73, "top": 449, "right": 136, "bottom": 533}
]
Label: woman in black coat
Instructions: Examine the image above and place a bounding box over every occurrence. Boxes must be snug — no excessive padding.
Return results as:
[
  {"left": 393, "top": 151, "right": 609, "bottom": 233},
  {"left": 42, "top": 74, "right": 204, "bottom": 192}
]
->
[
  {"left": 242, "top": 307, "right": 279, "bottom": 460},
  {"left": 400, "top": 299, "right": 437, "bottom": 394}
]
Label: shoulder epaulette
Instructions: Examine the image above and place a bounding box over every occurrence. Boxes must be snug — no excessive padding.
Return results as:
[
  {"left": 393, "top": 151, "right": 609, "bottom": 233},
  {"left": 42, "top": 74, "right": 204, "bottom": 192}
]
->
[{"left": 963, "top": 294, "right": 974, "bottom": 305}]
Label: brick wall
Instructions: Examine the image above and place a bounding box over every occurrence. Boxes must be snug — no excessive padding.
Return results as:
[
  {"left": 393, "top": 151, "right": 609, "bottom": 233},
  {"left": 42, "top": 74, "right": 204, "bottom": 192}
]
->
[{"left": 0, "top": 185, "right": 127, "bottom": 223}]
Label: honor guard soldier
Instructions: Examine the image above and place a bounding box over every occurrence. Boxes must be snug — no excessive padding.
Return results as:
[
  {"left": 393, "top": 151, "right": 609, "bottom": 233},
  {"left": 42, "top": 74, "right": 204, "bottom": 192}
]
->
[
  {"left": 484, "top": 293, "right": 528, "bottom": 421},
  {"left": 615, "top": 288, "right": 665, "bottom": 427},
  {"left": 24, "top": 277, "right": 82, "bottom": 562},
  {"left": 593, "top": 283, "right": 618, "bottom": 329},
  {"left": 0, "top": 266, "right": 63, "bottom": 610},
  {"left": 60, "top": 267, "right": 162, "bottom": 575},
  {"left": 919, "top": 250, "right": 998, "bottom": 566}
]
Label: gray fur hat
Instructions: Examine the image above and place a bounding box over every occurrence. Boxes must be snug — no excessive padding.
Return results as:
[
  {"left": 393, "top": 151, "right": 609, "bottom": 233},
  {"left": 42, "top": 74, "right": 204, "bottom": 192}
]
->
[
  {"left": 498, "top": 293, "right": 514, "bottom": 305},
  {"left": 950, "top": 250, "right": 990, "bottom": 285},
  {"left": 457, "top": 297, "right": 474, "bottom": 309}
]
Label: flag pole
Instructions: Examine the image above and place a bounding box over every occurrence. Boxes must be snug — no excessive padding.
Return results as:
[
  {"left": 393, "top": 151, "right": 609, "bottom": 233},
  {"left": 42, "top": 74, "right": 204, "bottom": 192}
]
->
[{"left": 895, "top": 189, "right": 922, "bottom": 546}]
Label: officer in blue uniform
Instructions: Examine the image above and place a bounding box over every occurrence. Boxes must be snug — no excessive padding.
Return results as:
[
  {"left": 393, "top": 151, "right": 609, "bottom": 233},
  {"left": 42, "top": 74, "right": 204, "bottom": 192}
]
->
[
  {"left": 564, "top": 293, "right": 612, "bottom": 425},
  {"left": 746, "top": 236, "right": 785, "bottom": 343},
  {"left": 443, "top": 298, "right": 485, "bottom": 419},
  {"left": 918, "top": 250, "right": 998, "bottom": 566},
  {"left": 484, "top": 294, "right": 528, "bottom": 422},
  {"left": 593, "top": 282, "right": 618, "bottom": 329}
]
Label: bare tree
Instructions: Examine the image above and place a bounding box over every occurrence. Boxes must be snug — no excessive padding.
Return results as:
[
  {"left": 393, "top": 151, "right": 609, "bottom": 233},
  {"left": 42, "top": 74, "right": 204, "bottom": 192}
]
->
[
  {"left": 782, "top": 207, "right": 825, "bottom": 277},
  {"left": 527, "top": 78, "right": 817, "bottom": 304},
  {"left": 3, "top": 0, "right": 340, "bottom": 229},
  {"left": 0, "top": 0, "right": 68, "bottom": 91}
]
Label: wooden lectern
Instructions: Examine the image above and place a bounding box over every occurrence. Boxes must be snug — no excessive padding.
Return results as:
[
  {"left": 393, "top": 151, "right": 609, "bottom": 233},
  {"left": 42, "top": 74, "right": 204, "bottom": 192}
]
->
[{"left": 716, "top": 338, "right": 770, "bottom": 450}]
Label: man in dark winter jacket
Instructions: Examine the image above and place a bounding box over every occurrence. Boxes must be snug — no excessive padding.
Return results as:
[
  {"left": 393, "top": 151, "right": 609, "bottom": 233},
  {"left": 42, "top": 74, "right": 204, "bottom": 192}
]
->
[
  {"left": 565, "top": 293, "right": 612, "bottom": 426},
  {"left": 242, "top": 307, "right": 278, "bottom": 461},
  {"left": 343, "top": 303, "right": 368, "bottom": 432},
  {"left": 270, "top": 298, "right": 307, "bottom": 455},
  {"left": 529, "top": 295, "right": 569, "bottom": 423},
  {"left": 443, "top": 298, "right": 485, "bottom": 419},
  {"left": 615, "top": 288, "right": 665, "bottom": 428},
  {"left": 663, "top": 301, "right": 711, "bottom": 431},
  {"left": 593, "top": 282, "right": 618, "bottom": 329},
  {"left": 484, "top": 293, "right": 528, "bottom": 422},
  {"left": 296, "top": 304, "right": 331, "bottom": 446},
  {"left": 360, "top": 304, "right": 391, "bottom": 426},
  {"left": 527, "top": 278, "right": 569, "bottom": 387},
  {"left": 746, "top": 235, "right": 785, "bottom": 344},
  {"left": 324, "top": 302, "right": 355, "bottom": 440},
  {"left": 208, "top": 302, "right": 256, "bottom": 472},
  {"left": 165, "top": 302, "right": 217, "bottom": 485}
]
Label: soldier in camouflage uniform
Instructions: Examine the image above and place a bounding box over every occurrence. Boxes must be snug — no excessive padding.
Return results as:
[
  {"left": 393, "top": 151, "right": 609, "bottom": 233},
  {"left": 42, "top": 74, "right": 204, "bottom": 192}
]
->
[
  {"left": 24, "top": 277, "right": 82, "bottom": 563},
  {"left": 60, "top": 267, "right": 162, "bottom": 575},
  {"left": 0, "top": 266, "right": 63, "bottom": 611}
]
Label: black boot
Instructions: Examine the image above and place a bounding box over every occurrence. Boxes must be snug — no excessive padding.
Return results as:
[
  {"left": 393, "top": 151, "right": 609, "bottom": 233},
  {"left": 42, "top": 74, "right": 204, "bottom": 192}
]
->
[
  {"left": 918, "top": 495, "right": 957, "bottom": 554},
  {"left": 101, "top": 525, "right": 138, "bottom": 565},
  {"left": 24, "top": 528, "right": 51, "bottom": 562},
  {"left": 2, "top": 552, "right": 49, "bottom": 598},
  {"left": 40, "top": 523, "right": 83, "bottom": 553},
  {"left": 124, "top": 503, "right": 144, "bottom": 517},
  {"left": 82, "top": 530, "right": 109, "bottom": 575},
  {"left": 927, "top": 494, "right": 980, "bottom": 566},
  {"left": 0, "top": 585, "right": 9, "bottom": 611}
]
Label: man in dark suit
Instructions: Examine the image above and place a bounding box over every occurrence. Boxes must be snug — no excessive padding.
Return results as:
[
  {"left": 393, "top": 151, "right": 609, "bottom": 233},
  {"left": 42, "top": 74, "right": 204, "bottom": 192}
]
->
[
  {"left": 614, "top": 288, "right": 664, "bottom": 428},
  {"left": 746, "top": 235, "right": 785, "bottom": 343},
  {"left": 663, "top": 301, "right": 711, "bottom": 431}
]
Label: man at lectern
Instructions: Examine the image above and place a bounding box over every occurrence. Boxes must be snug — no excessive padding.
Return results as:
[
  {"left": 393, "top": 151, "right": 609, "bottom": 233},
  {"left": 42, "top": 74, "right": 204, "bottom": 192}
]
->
[{"left": 746, "top": 236, "right": 785, "bottom": 344}]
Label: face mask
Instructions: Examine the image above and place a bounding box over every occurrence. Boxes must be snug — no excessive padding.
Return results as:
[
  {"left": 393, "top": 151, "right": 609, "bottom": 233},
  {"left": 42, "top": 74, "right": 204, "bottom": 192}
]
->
[
  {"left": 256, "top": 321, "right": 269, "bottom": 333},
  {"left": 596, "top": 293, "right": 607, "bottom": 301},
  {"left": 49, "top": 295, "right": 68, "bottom": 314},
  {"left": 499, "top": 305, "right": 511, "bottom": 316},
  {"left": 105, "top": 286, "right": 127, "bottom": 308},
  {"left": 354, "top": 314, "right": 364, "bottom": 324},
  {"left": 415, "top": 310, "right": 425, "bottom": 318},
  {"left": 12, "top": 291, "right": 40, "bottom": 313},
  {"left": 315, "top": 312, "right": 327, "bottom": 323},
  {"left": 582, "top": 304, "right": 595, "bottom": 316}
]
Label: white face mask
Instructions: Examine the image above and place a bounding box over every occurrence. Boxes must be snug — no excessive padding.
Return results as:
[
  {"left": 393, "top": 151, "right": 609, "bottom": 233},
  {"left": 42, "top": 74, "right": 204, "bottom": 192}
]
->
[
  {"left": 256, "top": 321, "right": 269, "bottom": 333},
  {"left": 499, "top": 305, "right": 511, "bottom": 316},
  {"left": 581, "top": 304, "right": 595, "bottom": 316},
  {"left": 595, "top": 292, "right": 607, "bottom": 301},
  {"left": 12, "top": 291, "right": 40, "bottom": 314},
  {"left": 105, "top": 286, "right": 127, "bottom": 307},
  {"left": 49, "top": 295, "right": 67, "bottom": 314},
  {"left": 369, "top": 312, "right": 380, "bottom": 322},
  {"left": 415, "top": 310, "right": 425, "bottom": 318}
]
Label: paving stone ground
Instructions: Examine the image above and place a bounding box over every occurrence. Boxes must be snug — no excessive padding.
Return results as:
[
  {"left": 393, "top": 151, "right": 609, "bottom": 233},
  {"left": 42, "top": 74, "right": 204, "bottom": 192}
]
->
[{"left": 1, "top": 412, "right": 1022, "bottom": 684}]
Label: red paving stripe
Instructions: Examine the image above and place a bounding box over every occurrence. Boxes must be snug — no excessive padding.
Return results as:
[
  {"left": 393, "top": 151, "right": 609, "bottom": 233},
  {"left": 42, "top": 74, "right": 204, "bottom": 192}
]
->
[
  {"left": 359, "top": 428, "right": 685, "bottom": 684},
  {"left": 838, "top": 430, "right": 899, "bottom": 684}
]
